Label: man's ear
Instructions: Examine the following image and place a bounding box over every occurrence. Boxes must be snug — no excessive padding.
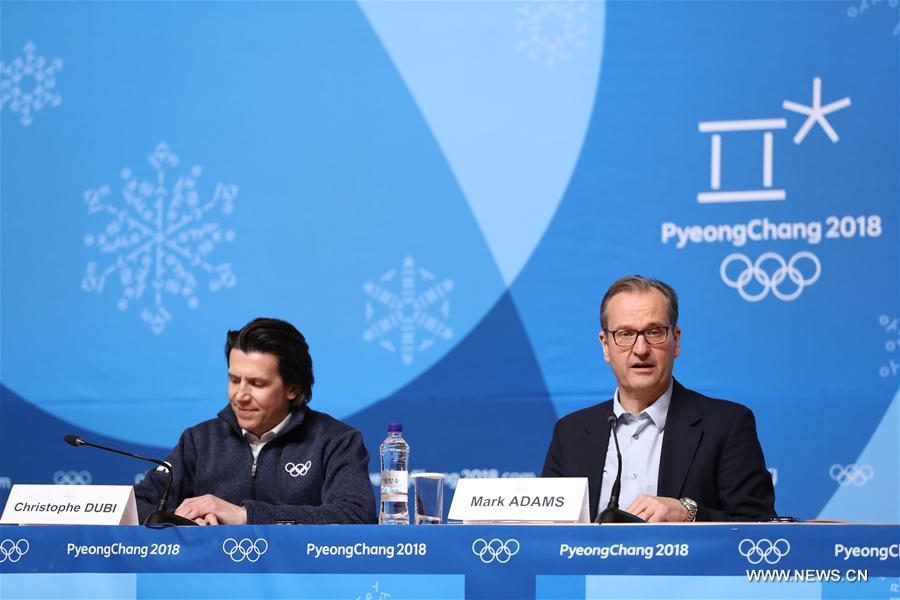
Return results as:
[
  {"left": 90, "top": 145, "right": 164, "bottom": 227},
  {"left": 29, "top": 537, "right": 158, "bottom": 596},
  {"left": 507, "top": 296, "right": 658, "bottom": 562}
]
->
[
  {"left": 286, "top": 385, "right": 301, "bottom": 402},
  {"left": 673, "top": 326, "right": 682, "bottom": 359},
  {"left": 598, "top": 331, "right": 611, "bottom": 363}
]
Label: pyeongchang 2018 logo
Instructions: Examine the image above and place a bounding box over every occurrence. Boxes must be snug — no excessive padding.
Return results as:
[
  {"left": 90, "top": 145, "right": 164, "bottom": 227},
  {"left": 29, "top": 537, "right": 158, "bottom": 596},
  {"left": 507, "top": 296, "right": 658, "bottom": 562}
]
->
[{"left": 660, "top": 76, "right": 886, "bottom": 303}]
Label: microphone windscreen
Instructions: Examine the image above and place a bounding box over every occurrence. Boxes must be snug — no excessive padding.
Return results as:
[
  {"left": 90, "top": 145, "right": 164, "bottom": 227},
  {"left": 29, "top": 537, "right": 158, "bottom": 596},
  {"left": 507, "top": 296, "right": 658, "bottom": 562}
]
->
[{"left": 63, "top": 434, "right": 82, "bottom": 447}]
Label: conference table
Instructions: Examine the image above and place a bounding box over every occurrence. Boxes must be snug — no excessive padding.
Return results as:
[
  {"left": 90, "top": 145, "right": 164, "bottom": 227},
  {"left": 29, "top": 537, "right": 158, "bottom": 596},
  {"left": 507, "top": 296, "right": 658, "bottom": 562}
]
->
[{"left": 1, "top": 523, "right": 897, "bottom": 599}]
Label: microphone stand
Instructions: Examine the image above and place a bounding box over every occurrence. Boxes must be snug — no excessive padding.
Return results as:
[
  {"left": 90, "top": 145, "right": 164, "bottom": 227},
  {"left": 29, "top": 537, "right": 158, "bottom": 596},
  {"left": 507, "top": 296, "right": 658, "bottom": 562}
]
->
[
  {"left": 597, "top": 415, "right": 645, "bottom": 524},
  {"left": 64, "top": 435, "right": 197, "bottom": 526}
]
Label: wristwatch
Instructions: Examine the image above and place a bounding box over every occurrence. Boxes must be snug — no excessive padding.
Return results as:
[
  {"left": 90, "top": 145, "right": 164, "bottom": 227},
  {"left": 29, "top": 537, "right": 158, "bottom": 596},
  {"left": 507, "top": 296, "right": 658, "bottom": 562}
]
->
[{"left": 679, "top": 497, "right": 698, "bottom": 522}]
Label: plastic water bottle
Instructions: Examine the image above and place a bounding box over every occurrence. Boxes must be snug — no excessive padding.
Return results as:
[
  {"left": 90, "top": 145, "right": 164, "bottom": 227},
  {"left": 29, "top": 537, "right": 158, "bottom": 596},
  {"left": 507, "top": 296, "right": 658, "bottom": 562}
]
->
[{"left": 379, "top": 423, "right": 409, "bottom": 525}]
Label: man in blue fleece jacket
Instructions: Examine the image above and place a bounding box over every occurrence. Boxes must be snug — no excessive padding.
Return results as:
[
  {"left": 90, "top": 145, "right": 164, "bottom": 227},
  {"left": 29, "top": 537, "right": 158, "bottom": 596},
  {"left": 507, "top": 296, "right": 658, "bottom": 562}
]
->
[{"left": 134, "top": 318, "right": 376, "bottom": 525}]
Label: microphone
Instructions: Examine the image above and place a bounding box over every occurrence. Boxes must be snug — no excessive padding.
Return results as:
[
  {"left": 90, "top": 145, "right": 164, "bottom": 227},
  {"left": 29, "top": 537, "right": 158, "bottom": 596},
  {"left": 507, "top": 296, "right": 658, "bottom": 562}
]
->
[
  {"left": 597, "top": 414, "right": 645, "bottom": 524},
  {"left": 64, "top": 434, "right": 197, "bottom": 527}
]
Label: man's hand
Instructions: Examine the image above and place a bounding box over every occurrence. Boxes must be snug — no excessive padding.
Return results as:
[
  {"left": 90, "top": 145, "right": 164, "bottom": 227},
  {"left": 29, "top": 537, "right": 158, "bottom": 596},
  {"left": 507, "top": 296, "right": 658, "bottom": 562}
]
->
[
  {"left": 625, "top": 494, "right": 689, "bottom": 523},
  {"left": 174, "top": 494, "right": 248, "bottom": 525},
  {"left": 193, "top": 513, "right": 220, "bottom": 526}
]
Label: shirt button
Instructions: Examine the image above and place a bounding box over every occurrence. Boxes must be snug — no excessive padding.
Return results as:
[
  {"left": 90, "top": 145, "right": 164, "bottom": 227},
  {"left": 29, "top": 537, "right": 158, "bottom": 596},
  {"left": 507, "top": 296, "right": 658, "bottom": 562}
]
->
[{"left": 631, "top": 473, "right": 638, "bottom": 479}]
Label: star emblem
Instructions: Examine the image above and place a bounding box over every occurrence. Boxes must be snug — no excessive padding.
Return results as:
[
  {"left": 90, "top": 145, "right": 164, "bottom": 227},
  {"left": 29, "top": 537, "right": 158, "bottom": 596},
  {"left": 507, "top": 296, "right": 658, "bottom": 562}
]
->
[{"left": 782, "top": 77, "right": 851, "bottom": 144}]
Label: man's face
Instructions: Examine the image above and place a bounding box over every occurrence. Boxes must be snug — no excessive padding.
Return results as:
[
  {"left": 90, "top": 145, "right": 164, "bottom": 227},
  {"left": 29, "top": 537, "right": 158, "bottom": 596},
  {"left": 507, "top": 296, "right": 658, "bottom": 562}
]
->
[
  {"left": 598, "top": 289, "right": 681, "bottom": 406},
  {"left": 228, "top": 349, "right": 300, "bottom": 437}
]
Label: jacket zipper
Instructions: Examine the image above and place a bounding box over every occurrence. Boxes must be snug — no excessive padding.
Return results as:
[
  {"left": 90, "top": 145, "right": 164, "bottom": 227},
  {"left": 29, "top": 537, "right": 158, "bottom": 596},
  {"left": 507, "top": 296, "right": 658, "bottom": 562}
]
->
[
  {"left": 250, "top": 441, "right": 274, "bottom": 500},
  {"left": 249, "top": 449, "right": 258, "bottom": 500}
]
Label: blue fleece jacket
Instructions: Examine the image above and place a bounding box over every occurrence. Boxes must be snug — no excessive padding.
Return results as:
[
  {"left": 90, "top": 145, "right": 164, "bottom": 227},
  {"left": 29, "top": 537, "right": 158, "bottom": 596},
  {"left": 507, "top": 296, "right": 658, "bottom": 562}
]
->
[{"left": 134, "top": 404, "right": 376, "bottom": 524}]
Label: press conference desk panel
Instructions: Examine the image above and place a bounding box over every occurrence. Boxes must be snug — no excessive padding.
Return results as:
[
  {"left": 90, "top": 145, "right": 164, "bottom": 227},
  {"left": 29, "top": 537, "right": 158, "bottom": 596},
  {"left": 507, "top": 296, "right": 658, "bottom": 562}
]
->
[{"left": 1, "top": 523, "right": 897, "bottom": 599}]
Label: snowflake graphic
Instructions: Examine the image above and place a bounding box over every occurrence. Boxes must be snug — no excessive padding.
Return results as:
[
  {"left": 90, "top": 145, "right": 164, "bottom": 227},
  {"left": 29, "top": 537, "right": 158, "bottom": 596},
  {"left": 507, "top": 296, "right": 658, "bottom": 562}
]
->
[
  {"left": 878, "top": 314, "right": 899, "bottom": 378},
  {"left": 516, "top": 1, "right": 589, "bottom": 68},
  {"left": 0, "top": 42, "right": 63, "bottom": 126},
  {"left": 81, "top": 142, "right": 237, "bottom": 334},
  {"left": 363, "top": 256, "right": 453, "bottom": 366},
  {"left": 782, "top": 77, "right": 852, "bottom": 144},
  {"left": 355, "top": 579, "right": 391, "bottom": 600},
  {"left": 845, "top": 0, "right": 900, "bottom": 38}
]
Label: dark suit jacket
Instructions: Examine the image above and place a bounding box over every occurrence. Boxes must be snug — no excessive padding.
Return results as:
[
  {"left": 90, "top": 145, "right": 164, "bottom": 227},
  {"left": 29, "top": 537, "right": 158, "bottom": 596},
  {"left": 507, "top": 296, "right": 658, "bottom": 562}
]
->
[{"left": 542, "top": 380, "right": 776, "bottom": 522}]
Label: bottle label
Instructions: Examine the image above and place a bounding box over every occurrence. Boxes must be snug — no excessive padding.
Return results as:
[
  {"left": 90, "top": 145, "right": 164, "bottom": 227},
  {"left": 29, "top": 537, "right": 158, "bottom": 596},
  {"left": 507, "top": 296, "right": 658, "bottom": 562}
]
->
[{"left": 381, "top": 470, "right": 408, "bottom": 494}]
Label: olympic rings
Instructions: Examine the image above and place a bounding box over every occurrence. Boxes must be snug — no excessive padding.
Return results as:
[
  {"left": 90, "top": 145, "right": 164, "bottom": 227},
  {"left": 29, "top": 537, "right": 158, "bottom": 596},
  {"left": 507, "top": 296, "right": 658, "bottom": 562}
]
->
[
  {"left": 472, "top": 538, "right": 520, "bottom": 564},
  {"left": 284, "top": 461, "right": 311, "bottom": 478},
  {"left": 720, "top": 252, "right": 821, "bottom": 302},
  {"left": 52, "top": 470, "right": 92, "bottom": 485},
  {"left": 829, "top": 464, "right": 874, "bottom": 487},
  {"left": 0, "top": 539, "right": 29, "bottom": 563},
  {"left": 222, "top": 537, "right": 268, "bottom": 563},
  {"left": 738, "top": 538, "right": 791, "bottom": 565}
]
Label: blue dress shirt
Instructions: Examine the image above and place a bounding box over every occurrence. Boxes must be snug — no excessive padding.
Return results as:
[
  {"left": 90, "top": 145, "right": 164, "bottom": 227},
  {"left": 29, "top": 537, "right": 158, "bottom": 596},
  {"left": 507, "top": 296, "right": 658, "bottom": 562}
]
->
[{"left": 598, "top": 381, "right": 673, "bottom": 513}]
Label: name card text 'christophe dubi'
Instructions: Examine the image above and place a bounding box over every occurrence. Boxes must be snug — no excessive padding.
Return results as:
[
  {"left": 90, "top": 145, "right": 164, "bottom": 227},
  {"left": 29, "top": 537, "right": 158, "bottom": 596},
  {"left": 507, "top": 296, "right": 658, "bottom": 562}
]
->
[{"left": 0, "top": 484, "right": 138, "bottom": 525}]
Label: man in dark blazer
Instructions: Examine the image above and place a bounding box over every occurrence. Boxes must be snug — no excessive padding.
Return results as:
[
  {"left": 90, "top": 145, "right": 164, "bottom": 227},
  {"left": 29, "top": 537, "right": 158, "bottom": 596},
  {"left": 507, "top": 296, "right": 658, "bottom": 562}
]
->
[{"left": 542, "top": 276, "right": 775, "bottom": 522}]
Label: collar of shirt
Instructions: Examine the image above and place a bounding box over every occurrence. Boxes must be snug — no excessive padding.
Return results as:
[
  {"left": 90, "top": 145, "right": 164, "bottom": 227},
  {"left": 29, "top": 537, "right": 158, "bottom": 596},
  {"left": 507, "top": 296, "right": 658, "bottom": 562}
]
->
[
  {"left": 612, "top": 379, "right": 674, "bottom": 431},
  {"left": 243, "top": 412, "right": 292, "bottom": 446}
]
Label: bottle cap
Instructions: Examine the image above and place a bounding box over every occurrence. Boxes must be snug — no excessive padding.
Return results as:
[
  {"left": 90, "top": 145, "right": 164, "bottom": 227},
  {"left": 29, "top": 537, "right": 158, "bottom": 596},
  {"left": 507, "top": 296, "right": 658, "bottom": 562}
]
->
[{"left": 387, "top": 423, "right": 403, "bottom": 433}]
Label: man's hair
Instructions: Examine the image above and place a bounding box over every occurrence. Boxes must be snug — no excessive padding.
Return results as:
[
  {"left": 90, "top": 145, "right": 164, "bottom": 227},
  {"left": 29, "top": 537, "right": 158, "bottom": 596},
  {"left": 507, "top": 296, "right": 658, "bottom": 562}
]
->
[
  {"left": 599, "top": 275, "right": 679, "bottom": 331},
  {"left": 225, "top": 318, "right": 315, "bottom": 404}
]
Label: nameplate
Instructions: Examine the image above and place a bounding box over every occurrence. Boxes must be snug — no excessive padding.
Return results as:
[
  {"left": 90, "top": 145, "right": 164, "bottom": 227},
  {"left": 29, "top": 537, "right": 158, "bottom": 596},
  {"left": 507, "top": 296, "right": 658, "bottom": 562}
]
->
[
  {"left": 0, "top": 484, "right": 139, "bottom": 525},
  {"left": 448, "top": 477, "right": 590, "bottom": 523}
]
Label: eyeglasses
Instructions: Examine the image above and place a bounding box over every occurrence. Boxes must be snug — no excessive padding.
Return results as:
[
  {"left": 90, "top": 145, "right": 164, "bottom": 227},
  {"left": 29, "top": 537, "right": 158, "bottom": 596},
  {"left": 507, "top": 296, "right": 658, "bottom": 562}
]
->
[{"left": 606, "top": 326, "right": 673, "bottom": 347}]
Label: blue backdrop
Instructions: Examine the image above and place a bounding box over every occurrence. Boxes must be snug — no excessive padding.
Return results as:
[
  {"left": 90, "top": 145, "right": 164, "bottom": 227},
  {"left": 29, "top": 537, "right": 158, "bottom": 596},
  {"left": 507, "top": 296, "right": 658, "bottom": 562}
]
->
[{"left": 1, "top": 0, "right": 897, "bottom": 522}]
